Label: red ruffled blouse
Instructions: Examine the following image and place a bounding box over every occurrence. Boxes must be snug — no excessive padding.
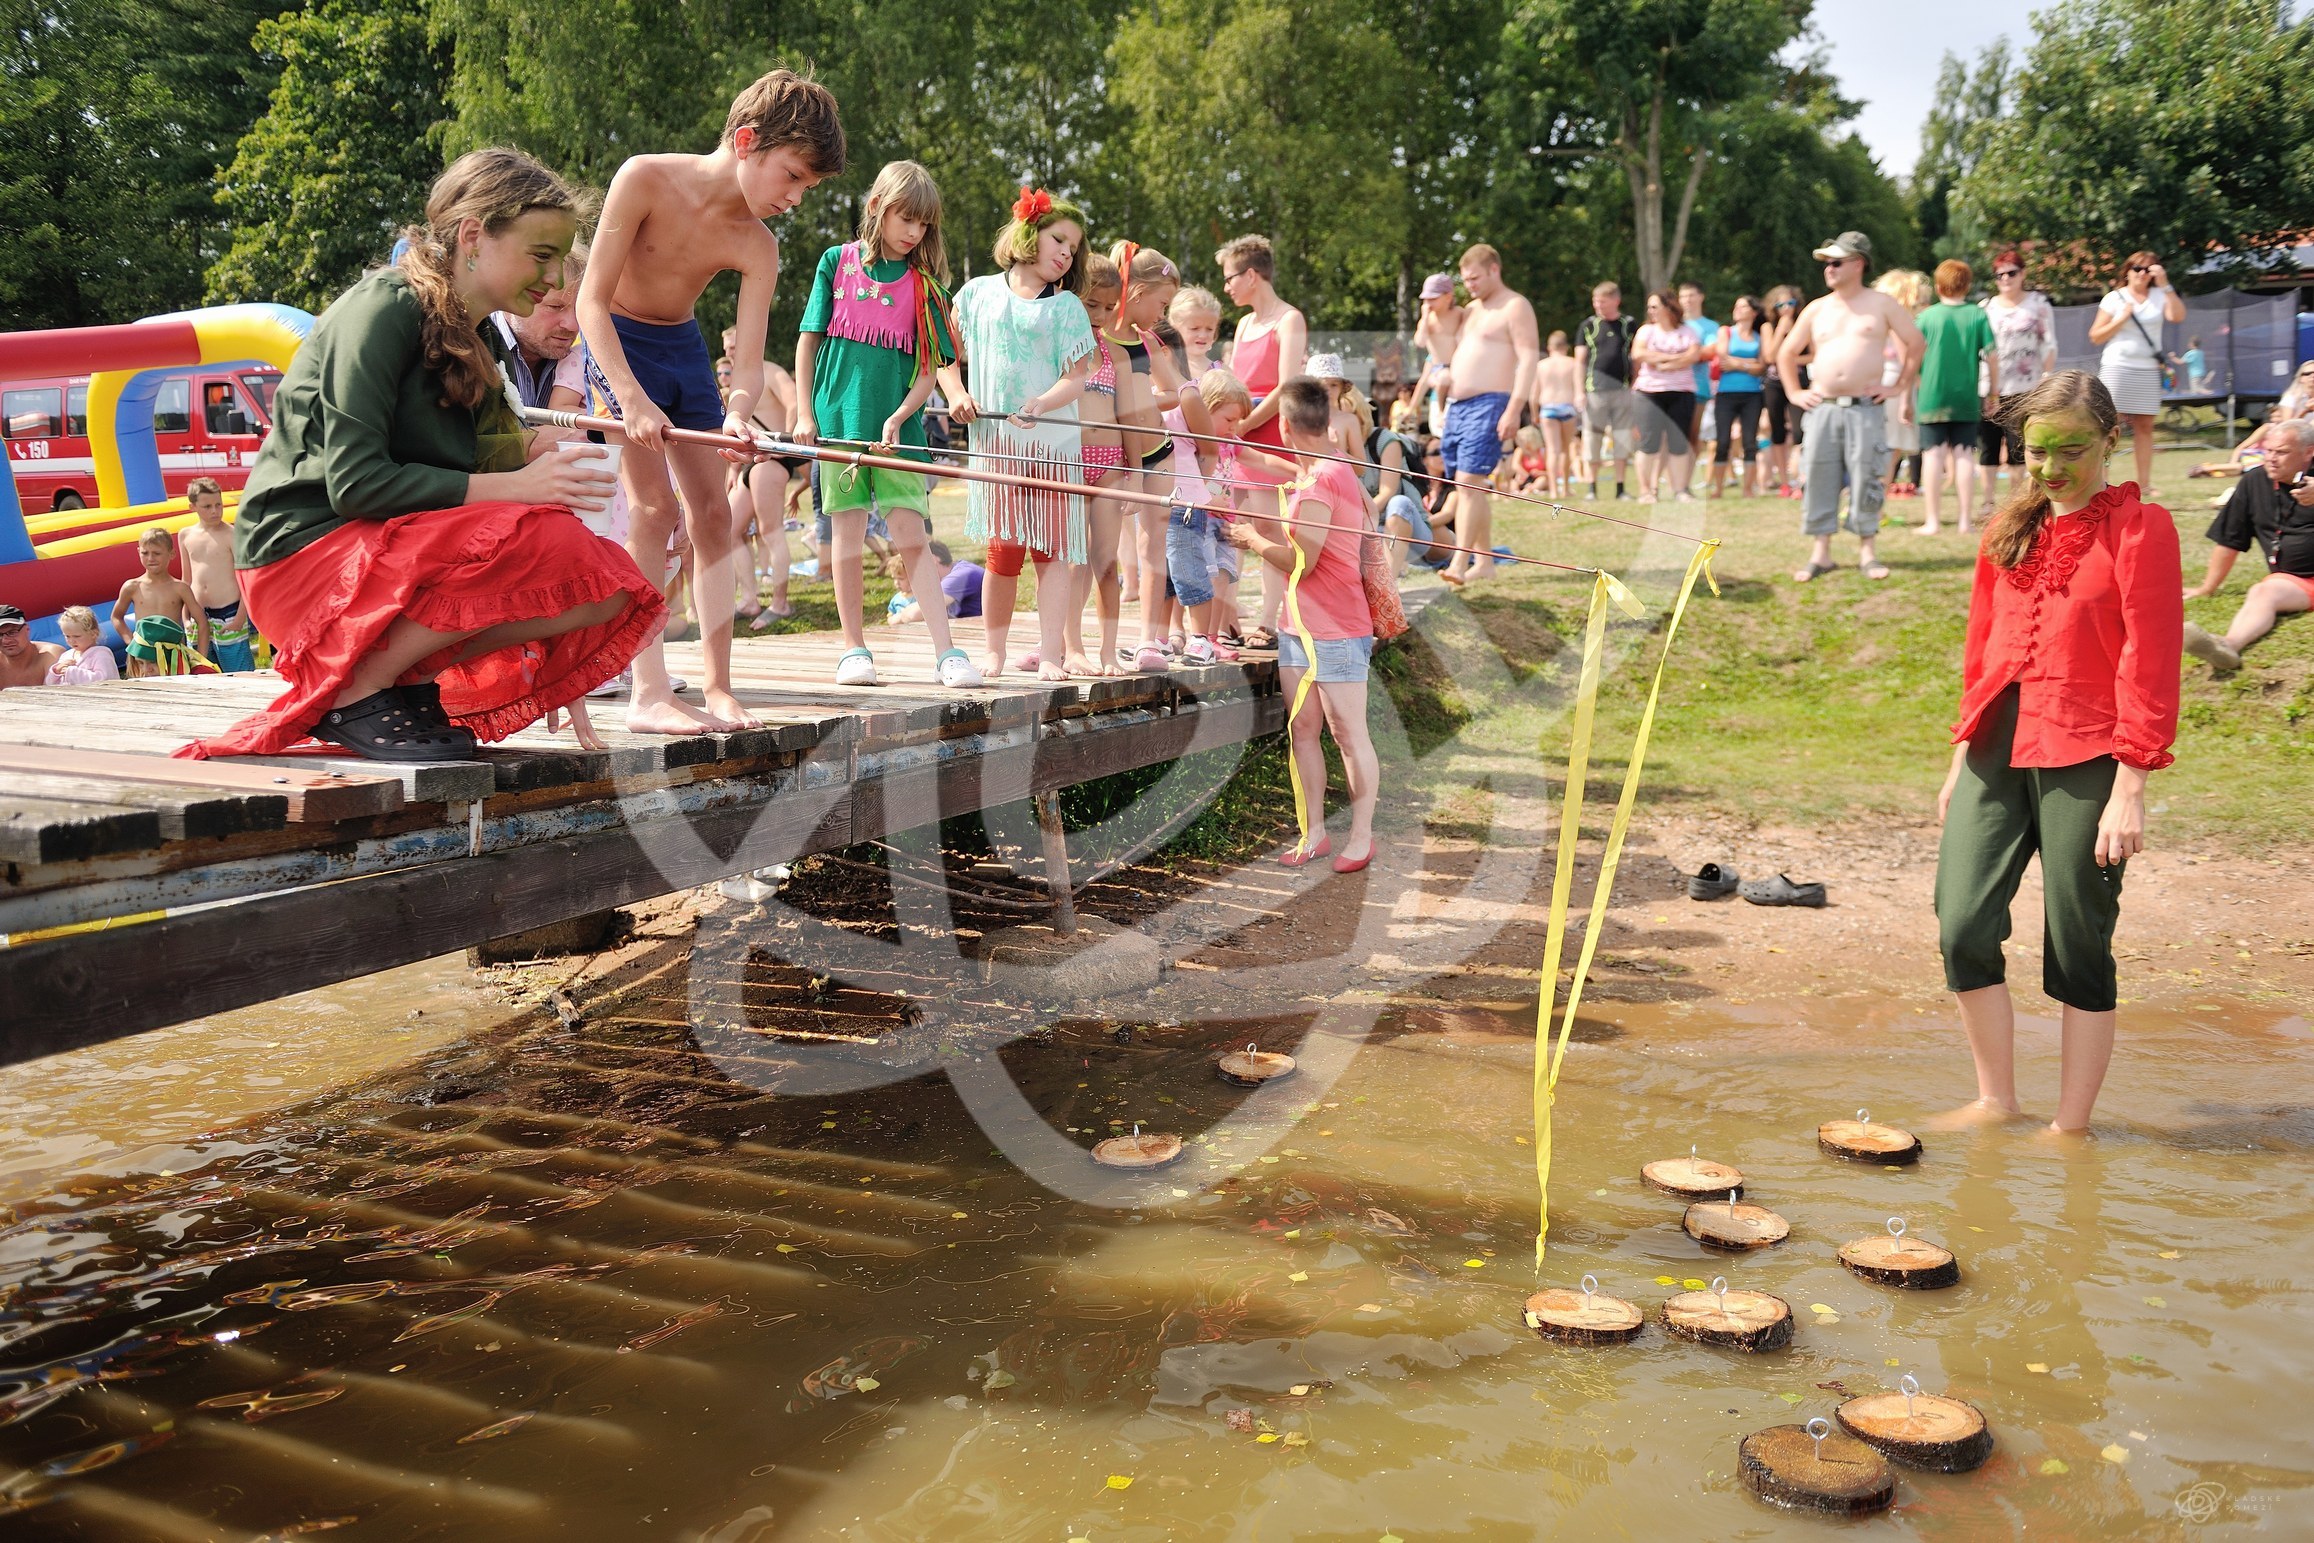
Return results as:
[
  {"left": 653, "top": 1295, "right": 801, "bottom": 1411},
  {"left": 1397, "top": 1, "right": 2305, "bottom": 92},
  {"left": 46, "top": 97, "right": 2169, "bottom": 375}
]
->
[{"left": 1952, "top": 482, "right": 2182, "bottom": 771}]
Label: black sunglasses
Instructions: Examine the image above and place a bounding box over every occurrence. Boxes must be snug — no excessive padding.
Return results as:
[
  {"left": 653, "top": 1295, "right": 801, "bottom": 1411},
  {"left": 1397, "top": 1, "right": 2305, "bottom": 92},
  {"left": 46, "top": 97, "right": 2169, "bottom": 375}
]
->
[
  {"left": 1995, "top": 268, "right": 2022, "bottom": 278},
  {"left": 2127, "top": 264, "right": 2152, "bottom": 273}
]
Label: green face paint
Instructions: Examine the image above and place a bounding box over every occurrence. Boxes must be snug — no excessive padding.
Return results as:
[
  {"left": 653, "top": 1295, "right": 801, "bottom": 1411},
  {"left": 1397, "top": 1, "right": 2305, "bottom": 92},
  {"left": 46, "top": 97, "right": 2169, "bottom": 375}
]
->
[{"left": 2022, "top": 411, "right": 2110, "bottom": 505}]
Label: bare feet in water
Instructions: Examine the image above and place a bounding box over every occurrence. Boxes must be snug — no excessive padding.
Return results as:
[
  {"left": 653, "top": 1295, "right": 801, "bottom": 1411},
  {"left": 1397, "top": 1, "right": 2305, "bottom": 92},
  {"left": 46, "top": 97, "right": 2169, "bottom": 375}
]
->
[{"left": 1925, "top": 1098, "right": 2033, "bottom": 1131}]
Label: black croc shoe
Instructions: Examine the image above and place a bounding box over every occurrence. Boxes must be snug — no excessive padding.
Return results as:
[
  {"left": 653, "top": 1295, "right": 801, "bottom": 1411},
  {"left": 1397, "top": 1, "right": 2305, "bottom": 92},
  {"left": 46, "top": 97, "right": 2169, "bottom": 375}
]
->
[
  {"left": 1739, "top": 873, "right": 1827, "bottom": 908},
  {"left": 313, "top": 689, "right": 478, "bottom": 763},
  {"left": 1688, "top": 862, "right": 1740, "bottom": 901}
]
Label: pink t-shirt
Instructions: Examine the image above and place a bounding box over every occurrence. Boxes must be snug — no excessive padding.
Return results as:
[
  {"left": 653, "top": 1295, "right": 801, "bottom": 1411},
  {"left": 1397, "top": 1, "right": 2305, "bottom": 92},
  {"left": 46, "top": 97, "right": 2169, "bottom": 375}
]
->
[
  {"left": 1634, "top": 324, "right": 1693, "bottom": 393},
  {"left": 45, "top": 646, "right": 119, "bottom": 685},
  {"left": 1282, "top": 461, "right": 1374, "bottom": 641}
]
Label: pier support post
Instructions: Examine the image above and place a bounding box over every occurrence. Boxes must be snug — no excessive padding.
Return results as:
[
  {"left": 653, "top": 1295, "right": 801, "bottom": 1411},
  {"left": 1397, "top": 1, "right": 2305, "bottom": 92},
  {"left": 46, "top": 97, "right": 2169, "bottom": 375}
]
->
[{"left": 1033, "top": 789, "right": 1076, "bottom": 936}]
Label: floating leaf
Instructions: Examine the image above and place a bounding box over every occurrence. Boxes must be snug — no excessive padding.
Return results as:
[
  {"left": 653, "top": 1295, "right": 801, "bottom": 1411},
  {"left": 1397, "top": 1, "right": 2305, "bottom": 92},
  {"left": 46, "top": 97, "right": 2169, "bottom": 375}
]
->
[
  {"left": 2039, "top": 1458, "right": 2069, "bottom": 1476},
  {"left": 1289, "top": 1272, "right": 1309, "bottom": 1283},
  {"left": 776, "top": 1244, "right": 800, "bottom": 1254},
  {"left": 1170, "top": 1189, "right": 1190, "bottom": 1198},
  {"left": 1464, "top": 1259, "right": 1485, "bottom": 1269},
  {"left": 1260, "top": 1156, "right": 1281, "bottom": 1165},
  {"left": 2027, "top": 1363, "right": 2049, "bottom": 1374},
  {"left": 1289, "top": 1385, "right": 1311, "bottom": 1397},
  {"left": 951, "top": 1212, "right": 968, "bottom": 1220},
  {"left": 1592, "top": 1187, "right": 1606, "bottom": 1196},
  {"left": 854, "top": 1377, "right": 880, "bottom": 1392},
  {"left": 1815, "top": 1313, "right": 1841, "bottom": 1324},
  {"left": 1357, "top": 1303, "right": 1383, "bottom": 1313},
  {"left": 1105, "top": 1473, "right": 1133, "bottom": 1489},
  {"left": 1282, "top": 1431, "right": 1309, "bottom": 1447},
  {"left": 1682, "top": 1278, "right": 1708, "bottom": 1291},
  {"left": 2143, "top": 1296, "right": 2167, "bottom": 1308},
  {"left": 983, "top": 1369, "right": 1016, "bottom": 1390},
  {"left": 1256, "top": 1432, "right": 1279, "bottom": 1444},
  {"left": 1778, "top": 1392, "right": 1803, "bottom": 1405},
  {"left": 1884, "top": 1358, "right": 1901, "bottom": 1367},
  {"left": 456, "top": 1412, "right": 535, "bottom": 1444},
  {"left": 1655, "top": 1275, "right": 1678, "bottom": 1287},
  {"left": 1808, "top": 1304, "right": 1837, "bottom": 1315},
  {"left": 2101, "top": 1444, "right": 2130, "bottom": 1465},
  {"left": 2157, "top": 1250, "right": 2181, "bottom": 1260}
]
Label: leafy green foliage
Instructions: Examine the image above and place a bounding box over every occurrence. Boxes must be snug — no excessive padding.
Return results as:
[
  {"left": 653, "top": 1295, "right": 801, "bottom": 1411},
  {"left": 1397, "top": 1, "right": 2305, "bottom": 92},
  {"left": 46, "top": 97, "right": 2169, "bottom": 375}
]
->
[
  {"left": 207, "top": 0, "right": 448, "bottom": 310},
  {"left": 1954, "top": 0, "right": 2314, "bottom": 291}
]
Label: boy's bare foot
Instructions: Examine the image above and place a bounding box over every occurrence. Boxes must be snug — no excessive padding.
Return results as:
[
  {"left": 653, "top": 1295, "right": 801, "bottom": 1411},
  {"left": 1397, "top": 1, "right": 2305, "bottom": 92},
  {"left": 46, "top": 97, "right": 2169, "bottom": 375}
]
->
[
  {"left": 978, "top": 653, "right": 1006, "bottom": 682},
  {"left": 1036, "top": 660, "right": 1069, "bottom": 683},
  {"left": 626, "top": 695, "right": 718, "bottom": 736},
  {"left": 1914, "top": 523, "right": 1942, "bottom": 537},
  {"left": 1925, "top": 1097, "right": 2031, "bottom": 1131},
  {"left": 1062, "top": 651, "right": 1096, "bottom": 676},
  {"left": 1468, "top": 559, "right": 1497, "bottom": 581},
  {"left": 704, "top": 687, "right": 760, "bottom": 730}
]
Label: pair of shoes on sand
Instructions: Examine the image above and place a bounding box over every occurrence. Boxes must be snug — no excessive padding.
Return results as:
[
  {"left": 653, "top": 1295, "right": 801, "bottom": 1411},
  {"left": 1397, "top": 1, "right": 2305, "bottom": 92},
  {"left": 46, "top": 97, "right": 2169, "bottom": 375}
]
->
[{"left": 1687, "top": 862, "right": 1826, "bottom": 907}]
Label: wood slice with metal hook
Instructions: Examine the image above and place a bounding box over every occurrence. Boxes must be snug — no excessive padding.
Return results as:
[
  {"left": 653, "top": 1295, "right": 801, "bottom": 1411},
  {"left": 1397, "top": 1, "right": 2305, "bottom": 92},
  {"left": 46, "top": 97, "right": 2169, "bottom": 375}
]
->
[
  {"left": 1217, "top": 1046, "right": 1296, "bottom": 1088},
  {"left": 1523, "top": 1275, "right": 1644, "bottom": 1346},
  {"left": 1739, "top": 1419, "right": 1896, "bottom": 1513},
  {"left": 1662, "top": 1278, "right": 1793, "bottom": 1352},
  {"left": 1092, "top": 1128, "right": 1183, "bottom": 1169},
  {"left": 1837, "top": 1376, "right": 1993, "bottom": 1472},
  {"left": 1817, "top": 1107, "right": 1922, "bottom": 1166},
  {"left": 1839, "top": 1217, "right": 1960, "bottom": 1289},
  {"left": 1683, "top": 1190, "right": 1790, "bottom": 1250},
  {"left": 1641, "top": 1145, "right": 1745, "bottom": 1200}
]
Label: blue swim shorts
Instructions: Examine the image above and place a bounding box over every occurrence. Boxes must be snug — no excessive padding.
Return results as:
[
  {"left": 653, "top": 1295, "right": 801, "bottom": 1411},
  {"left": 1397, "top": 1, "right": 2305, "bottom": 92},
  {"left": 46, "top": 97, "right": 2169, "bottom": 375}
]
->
[
  {"left": 1540, "top": 403, "right": 1576, "bottom": 422},
  {"left": 595, "top": 314, "right": 727, "bottom": 431},
  {"left": 1441, "top": 392, "right": 1510, "bottom": 477},
  {"left": 1278, "top": 630, "right": 1375, "bottom": 683}
]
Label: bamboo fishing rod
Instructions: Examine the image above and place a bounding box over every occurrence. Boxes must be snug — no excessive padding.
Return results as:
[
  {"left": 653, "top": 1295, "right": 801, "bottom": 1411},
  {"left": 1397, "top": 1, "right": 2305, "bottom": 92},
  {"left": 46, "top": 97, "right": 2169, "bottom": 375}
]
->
[
  {"left": 521, "top": 408, "right": 1606, "bottom": 577},
  {"left": 982, "top": 409, "right": 1715, "bottom": 547}
]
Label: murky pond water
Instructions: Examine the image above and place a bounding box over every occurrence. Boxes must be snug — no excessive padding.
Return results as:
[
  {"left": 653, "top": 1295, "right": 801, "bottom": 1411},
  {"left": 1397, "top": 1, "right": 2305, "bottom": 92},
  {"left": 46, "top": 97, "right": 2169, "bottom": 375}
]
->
[{"left": 0, "top": 937, "right": 2306, "bottom": 1540}]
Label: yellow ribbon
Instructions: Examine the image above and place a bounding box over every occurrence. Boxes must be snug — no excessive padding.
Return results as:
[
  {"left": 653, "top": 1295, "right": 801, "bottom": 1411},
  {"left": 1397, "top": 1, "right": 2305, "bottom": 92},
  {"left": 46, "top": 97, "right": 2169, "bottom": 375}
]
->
[
  {"left": 1278, "top": 480, "right": 1324, "bottom": 845},
  {"left": 1534, "top": 540, "right": 1720, "bottom": 1268}
]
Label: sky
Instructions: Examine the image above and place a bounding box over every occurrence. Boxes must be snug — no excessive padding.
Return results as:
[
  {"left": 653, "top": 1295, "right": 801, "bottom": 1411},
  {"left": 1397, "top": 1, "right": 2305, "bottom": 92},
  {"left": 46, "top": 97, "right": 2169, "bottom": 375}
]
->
[{"left": 1806, "top": 0, "right": 2024, "bottom": 179}]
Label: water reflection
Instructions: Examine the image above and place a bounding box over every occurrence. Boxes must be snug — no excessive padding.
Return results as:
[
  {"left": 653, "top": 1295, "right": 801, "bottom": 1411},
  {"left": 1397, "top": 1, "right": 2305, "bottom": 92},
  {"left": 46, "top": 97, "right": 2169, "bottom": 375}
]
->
[{"left": 0, "top": 965, "right": 2304, "bottom": 1538}]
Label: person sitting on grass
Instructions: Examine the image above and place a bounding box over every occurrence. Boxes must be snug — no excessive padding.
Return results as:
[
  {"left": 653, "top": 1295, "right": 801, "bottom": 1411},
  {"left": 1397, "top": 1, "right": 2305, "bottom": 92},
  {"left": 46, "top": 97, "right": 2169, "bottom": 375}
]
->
[
  {"left": 44, "top": 605, "right": 119, "bottom": 685},
  {"left": 113, "top": 528, "right": 212, "bottom": 677},
  {"left": 181, "top": 148, "right": 663, "bottom": 764},
  {"left": 889, "top": 540, "right": 981, "bottom": 626},
  {"left": 2182, "top": 417, "right": 2314, "bottom": 672},
  {"left": 1222, "top": 377, "right": 1379, "bottom": 874},
  {"left": 1932, "top": 370, "right": 2180, "bottom": 1137}
]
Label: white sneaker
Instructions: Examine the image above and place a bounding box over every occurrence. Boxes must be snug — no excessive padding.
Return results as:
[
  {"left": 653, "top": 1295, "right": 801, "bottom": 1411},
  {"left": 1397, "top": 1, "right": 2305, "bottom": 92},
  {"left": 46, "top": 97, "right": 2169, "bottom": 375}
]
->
[
  {"left": 588, "top": 670, "right": 629, "bottom": 700},
  {"left": 1181, "top": 635, "right": 1218, "bottom": 665},
  {"left": 935, "top": 648, "right": 985, "bottom": 688},
  {"left": 835, "top": 648, "right": 879, "bottom": 686}
]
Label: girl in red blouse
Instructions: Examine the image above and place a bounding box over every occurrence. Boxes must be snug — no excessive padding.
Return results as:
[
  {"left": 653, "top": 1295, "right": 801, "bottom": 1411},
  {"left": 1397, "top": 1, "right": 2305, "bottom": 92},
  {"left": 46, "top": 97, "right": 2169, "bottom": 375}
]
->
[{"left": 1933, "top": 370, "right": 2181, "bottom": 1135}]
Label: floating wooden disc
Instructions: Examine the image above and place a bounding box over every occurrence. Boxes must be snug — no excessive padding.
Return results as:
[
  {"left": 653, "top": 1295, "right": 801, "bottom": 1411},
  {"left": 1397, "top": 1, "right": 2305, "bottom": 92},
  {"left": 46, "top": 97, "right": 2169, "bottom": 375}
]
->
[
  {"left": 1661, "top": 1288, "right": 1794, "bottom": 1352},
  {"left": 1217, "top": 1050, "right": 1296, "bottom": 1087},
  {"left": 1641, "top": 1157, "right": 1745, "bottom": 1199},
  {"left": 1683, "top": 1199, "right": 1791, "bottom": 1250},
  {"left": 1091, "top": 1132, "right": 1182, "bottom": 1168},
  {"left": 1817, "top": 1117, "right": 1922, "bottom": 1166},
  {"left": 1739, "top": 1424, "right": 1896, "bottom": 1513},
  {"left": 1522, "top": 1289, "right": 1644, "bottom": 1346},
  {"left": 1838, "top": 1233, "right": 1960, "bottom": 1290},
  {"left": 1837, "top": 1390, "right": 1993, "bottom": 1472}
]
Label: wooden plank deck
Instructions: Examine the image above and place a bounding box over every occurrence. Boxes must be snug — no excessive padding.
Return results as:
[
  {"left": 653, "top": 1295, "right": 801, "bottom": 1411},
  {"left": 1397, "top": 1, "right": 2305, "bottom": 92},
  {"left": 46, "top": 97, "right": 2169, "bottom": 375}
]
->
[{"left": 0, "top": 610, "right": 1292, "bottom": 1063}]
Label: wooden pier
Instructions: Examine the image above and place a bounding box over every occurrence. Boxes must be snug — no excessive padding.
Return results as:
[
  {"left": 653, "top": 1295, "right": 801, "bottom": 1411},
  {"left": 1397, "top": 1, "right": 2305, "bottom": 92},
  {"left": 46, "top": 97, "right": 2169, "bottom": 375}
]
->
[{"left": 0, "top": 615, "right": 1289, "bottom": 1065}]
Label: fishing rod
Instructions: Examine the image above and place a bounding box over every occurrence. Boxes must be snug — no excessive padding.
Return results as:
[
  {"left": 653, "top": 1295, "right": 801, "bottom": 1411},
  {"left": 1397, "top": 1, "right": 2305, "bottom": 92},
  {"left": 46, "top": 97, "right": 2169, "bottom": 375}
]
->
[
  {"left": 978, "top": 409, "right": 1714, "bottom": 548},
  {"left": 521, "top": 408, "right": 1606, "bottom": 577}
]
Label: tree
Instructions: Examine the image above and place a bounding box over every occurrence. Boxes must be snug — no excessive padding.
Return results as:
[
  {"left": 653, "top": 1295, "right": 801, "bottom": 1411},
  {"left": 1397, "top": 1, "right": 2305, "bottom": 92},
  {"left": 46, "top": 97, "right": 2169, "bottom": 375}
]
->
[
  {"left": 1908, "top": 40, "right": 2008, "bottom": 261},
  {"left": 207, "top": 0, "right": 449, "bottom": 310},
  {"left": 1510, "top": 0, "right": 1809, "bottom": 294},
  {"left": 0, "top": 0, "right": 291, "bottom": 326},
  {"left": 1953, "top": 0, "right": 2314, "bottom": 291}
]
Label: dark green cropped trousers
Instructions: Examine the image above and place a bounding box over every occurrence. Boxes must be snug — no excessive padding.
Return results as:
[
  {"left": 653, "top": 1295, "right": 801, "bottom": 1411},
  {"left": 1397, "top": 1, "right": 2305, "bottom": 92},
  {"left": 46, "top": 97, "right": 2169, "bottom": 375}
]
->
[{"left": 1934, "top": 686, "right": 2125, "bottom": 1013}]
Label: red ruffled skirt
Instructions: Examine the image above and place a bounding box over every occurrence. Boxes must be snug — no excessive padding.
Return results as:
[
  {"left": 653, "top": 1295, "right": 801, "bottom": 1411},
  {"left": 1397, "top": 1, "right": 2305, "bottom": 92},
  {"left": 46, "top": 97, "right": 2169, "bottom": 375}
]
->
[{"left": 178, "top": 501, "right": 665, "bottom": 760}]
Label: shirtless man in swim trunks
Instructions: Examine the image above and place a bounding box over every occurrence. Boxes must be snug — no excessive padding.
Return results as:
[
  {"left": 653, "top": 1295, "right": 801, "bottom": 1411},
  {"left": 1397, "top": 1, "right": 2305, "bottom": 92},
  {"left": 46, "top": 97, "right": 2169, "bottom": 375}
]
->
[
  {"left": 1776, "top": 230, "right": 1923, "bottom": 584},
  {"left": 1439, "top": 244, "right": 1539, "bottom": 585}
]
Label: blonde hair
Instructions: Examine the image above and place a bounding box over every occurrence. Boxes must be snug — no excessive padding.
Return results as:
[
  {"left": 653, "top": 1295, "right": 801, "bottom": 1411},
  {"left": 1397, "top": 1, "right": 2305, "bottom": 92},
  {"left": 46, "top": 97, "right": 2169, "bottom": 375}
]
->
[
  {"left": 858, "top": 160, "right": 947, "bottom": 284},
  {"left": 1168, "top": 286, "right": 1221, "bottom": 324},
  {"left": 396, "top": 148, "right": 586, "bottom": 411},
  {"left": 723, "top": 69, "right": 846, "bottom": 176},
  {"left": 59, "top": 605, "right": 97, "bottom": 635},
  {"left": 1515, "top": 425, "right": 1543, "bottom": 451},
  {"left": 1546, "top": 329, "right": 1569, "bottom": 353},
  {"left": 991, "top": 193, "right": 1088, "bottom": 295},
  {"left": 1198, "top": 368, "right": 1252, "bottom": 414},
  {"left": 1342, "top": 383, "right": 1374, "bottom": 441},
  {"left": 1983, "top": 371, "right": 2118, "bottom": 569},
  {"left": 1873, "top": 268, "right": 1933, "bottom": 312},
  {"left": 1461, "top": 242, "right": 1502, "bottom": 271},
  {"left": 1214, "top": 234, "right": 1274, "bottom": 280},
  {"left": 139, "top": 525, "right": 172, "bottom": 549},
  {"left": 1111, "top": 243, "right": 1179, "bottom": 291}
]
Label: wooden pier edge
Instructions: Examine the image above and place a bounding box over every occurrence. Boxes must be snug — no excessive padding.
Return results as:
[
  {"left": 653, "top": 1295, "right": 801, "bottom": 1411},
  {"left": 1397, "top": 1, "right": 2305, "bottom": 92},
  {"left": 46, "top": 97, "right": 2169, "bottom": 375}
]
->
[{"left": 0, "top": 687, "right": 1283, "bottom": 1065}]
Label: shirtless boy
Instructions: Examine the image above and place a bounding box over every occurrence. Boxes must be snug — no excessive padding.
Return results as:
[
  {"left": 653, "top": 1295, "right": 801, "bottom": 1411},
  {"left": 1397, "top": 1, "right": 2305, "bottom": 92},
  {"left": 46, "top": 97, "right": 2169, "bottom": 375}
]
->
[
  {"left": 0, "top": 605, "right": 61, "bottom": 690},
  {"left": 1411, "top": 272, "right": 1463, "bottom": 434},
  {"left": 1776, "top": 231, "right": 1924, "bottom": 584},
  {"left": 113, "top": 528, "right": 210, "bottom": 676},
  {"left": 1439, "top": 244, "right": 1540, "bottom": 585},
  {"left": 580, "top": 69, "right": 845, "bottom": 733},
  {"left": 177, "top": 478, "right": 254, "bottom": 671}
]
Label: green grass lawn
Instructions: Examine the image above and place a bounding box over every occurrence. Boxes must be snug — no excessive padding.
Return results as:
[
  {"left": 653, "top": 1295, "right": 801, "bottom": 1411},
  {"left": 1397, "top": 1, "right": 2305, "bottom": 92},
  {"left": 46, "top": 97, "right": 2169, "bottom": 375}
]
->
[{"left": 1446, "top": 446, "right": 2310, "bottom": 848}]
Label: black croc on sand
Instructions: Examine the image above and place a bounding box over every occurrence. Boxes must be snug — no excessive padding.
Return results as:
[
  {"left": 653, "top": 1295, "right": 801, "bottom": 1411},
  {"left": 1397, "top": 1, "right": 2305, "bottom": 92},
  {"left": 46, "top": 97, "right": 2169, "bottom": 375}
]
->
[
  {"left": 1739, "top": 873, "right": 1827, "bottom": 907},
  {"left": 312, "top": 688, "right": 477, "bottom": 763},
  {"left": 1688, "top": 862, "right": 1740, "bottom": 901}
]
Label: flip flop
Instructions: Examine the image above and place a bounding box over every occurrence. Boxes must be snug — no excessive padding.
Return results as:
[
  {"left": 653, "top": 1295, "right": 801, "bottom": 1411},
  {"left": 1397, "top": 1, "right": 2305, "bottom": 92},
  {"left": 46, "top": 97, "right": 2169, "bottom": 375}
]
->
[
  {"left": 1687, "top": 862, "right": 1740, "bottom": 901},
  {"left": 1792, "top": 561, "right": 1837, "bottom": 583},
  {"left": 1738, "top": 873, "right": 1827, "bottom": 908}
]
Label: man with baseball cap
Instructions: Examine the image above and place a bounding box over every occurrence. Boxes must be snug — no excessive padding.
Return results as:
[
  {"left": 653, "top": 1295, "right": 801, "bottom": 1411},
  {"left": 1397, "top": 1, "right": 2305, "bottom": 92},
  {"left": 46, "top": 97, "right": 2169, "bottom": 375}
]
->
[
  {"left": 1775, "top": 230, "right": 1923, "bottom": 583},
  {"left": 0, "top": 604, "right": 64, "bottom": 690}
]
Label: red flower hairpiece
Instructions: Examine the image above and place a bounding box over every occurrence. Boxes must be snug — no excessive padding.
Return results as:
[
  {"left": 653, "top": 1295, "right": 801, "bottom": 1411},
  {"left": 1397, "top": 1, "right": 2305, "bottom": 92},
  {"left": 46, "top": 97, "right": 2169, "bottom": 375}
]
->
[{"left": 1012, "top": 186, "right": 1054, "bottom": 223}]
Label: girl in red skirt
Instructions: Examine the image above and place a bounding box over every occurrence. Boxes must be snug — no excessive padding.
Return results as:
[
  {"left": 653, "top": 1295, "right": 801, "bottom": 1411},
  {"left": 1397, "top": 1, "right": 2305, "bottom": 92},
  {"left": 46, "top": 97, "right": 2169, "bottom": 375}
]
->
[
  {"left": 1933, "top": 370, "right": 2182, "bottom": 1136},
  {"left": 183, "top": 149, "right": 663, "bottom": 763}
]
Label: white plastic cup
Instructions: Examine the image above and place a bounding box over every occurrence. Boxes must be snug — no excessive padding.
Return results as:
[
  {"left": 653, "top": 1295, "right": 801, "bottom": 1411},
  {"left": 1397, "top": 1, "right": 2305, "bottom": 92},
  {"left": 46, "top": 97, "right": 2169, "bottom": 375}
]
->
[{"left": 552, "top": 438, "right": 622, "bottom": 513}]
